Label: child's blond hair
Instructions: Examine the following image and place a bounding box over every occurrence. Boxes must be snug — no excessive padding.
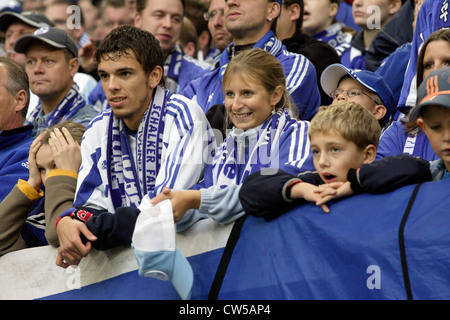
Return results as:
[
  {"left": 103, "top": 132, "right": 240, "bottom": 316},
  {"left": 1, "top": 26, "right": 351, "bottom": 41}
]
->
[
  {"left": 40, "top": 121, "right": 86, "bottom": 145},
  {"left": 309, "top": 102, "right": 381, "bottom": 149}
]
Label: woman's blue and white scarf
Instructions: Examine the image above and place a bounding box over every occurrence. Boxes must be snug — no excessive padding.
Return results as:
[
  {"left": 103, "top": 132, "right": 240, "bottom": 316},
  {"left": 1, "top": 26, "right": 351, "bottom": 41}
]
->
[
  {"left": 27, "top": 83, "right": 86, "bottom": 128},
  {"left": 211, "top": 108, "right": 293, "bottom": 187},
  {"left": 106, "top": 86, "right": 169, "bottom": 209}
]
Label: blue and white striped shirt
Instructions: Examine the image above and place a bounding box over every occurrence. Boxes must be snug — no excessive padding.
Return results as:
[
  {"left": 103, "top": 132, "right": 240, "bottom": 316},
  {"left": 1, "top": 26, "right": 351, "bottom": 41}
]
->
[
  {"left": 72, "top": 89, "right": 215, "bottom": 214},
  {"left": 182, "top": 31, "right": 321, "bottom": 121}
]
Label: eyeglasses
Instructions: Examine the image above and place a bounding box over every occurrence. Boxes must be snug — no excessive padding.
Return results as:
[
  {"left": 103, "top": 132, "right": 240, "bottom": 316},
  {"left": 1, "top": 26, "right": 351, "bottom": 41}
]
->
[
  {"left": 330, "top": 88, "right": 381, "bottom": 104},
  {"left": 203, "top": 9, "right": 224, "bottom": 21}
]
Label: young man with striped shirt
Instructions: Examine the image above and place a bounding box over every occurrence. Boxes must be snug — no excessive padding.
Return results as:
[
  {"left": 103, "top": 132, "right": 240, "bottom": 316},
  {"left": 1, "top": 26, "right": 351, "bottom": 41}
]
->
[{"left": 54, "top": 25, "right": 215, "bottom": 268}]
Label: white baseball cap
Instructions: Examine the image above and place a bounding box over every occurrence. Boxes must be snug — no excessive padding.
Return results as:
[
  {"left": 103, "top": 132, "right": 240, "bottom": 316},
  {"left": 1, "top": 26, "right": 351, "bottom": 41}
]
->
[{"left": 132, "top": 198, "right": 194, "bottom": 300}]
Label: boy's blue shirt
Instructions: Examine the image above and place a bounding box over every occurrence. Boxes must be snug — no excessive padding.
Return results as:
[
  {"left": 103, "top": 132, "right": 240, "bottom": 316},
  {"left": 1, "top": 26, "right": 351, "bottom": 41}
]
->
[
  {"left": 431, "top": 159, "right": 450, "bottom": 181},
  {"left": 0, "top": 125, "right": 34, "bottom": 203}
]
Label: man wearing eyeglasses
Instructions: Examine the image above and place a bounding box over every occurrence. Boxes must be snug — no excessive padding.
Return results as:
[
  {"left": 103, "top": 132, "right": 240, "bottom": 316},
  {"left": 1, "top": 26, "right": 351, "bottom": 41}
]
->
[
  {"left": 182, "top": 0, "right": 320, "bottom": 122},
  {"left": 320, "top": 63, "right": 394, "bottom": 130},
  {"left": 203, "top": 0, "right": 233, "bottom": 67}
]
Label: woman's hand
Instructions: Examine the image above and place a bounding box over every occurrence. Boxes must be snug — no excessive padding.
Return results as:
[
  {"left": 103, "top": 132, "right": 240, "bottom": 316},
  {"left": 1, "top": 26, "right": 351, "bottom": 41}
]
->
[
  {"left": 49, "top": 127, "right": 82, "bottom": 173},
  {"left": 151, "top": 187, "right": 201, "bottom": 222}
]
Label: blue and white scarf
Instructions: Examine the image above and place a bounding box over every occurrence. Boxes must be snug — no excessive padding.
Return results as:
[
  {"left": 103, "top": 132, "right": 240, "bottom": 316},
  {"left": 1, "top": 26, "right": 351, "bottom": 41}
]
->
[
  {"left": 27, "top": 83, "right": 86, "bottom": 128},
  {"left": 106, "top": 85, "right": 168, "bottom": 209},
  {"left": 164, "top": 44, "right": 184, "bottom": 93},
  {"left": 211, "top": 108, "right": 293, "bottom": 187}
]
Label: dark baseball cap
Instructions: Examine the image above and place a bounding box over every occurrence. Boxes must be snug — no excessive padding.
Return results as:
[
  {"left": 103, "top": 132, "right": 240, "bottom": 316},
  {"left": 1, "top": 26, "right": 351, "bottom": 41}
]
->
[
  {"left": 0, "top": 11, "right": 54, "bottom": 32},
  {"left": 14, "top": 27, "right": 78, "bottom": 58},
  {"left": 409, "top": 68, "right": 450, "bottom": 121}
]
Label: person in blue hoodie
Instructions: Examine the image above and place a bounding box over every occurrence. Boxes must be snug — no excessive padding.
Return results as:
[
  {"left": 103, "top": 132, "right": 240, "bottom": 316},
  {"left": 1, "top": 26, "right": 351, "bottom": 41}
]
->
[
  {"left": 0, "top": 57, "right": 34, "bottom": 203},
  {"left": 182, "top": 0, "right": 321, "bottom": 122}
]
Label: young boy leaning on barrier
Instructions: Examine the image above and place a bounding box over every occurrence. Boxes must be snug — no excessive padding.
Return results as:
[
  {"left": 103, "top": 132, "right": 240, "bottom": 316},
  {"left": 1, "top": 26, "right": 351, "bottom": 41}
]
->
[
  {"left": 239, "top": 101, "right": 432, "bottom": 218},
  {"left": 410, "top": 67, "right": 450, "bottom": 181}
]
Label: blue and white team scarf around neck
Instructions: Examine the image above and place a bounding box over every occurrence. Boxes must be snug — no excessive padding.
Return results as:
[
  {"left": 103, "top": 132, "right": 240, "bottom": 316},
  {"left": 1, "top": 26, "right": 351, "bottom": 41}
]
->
[
  {"left": 212, "top": 108, "right": 292, "bottom": 187},
  {"left": 27, "top": 83, "right": 86, "bottom": 128},
  {"left": 107, "top": 85, "right": 168, "bottom": 209}
]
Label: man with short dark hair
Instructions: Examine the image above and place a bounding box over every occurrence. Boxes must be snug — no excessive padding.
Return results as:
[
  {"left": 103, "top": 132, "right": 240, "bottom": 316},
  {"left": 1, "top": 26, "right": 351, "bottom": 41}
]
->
[
  {"left": 134, "top": 0, "right": 210, "bottom": 94},
  {"left": 183, "top": 0, "right": 320, "bottom": 121}
]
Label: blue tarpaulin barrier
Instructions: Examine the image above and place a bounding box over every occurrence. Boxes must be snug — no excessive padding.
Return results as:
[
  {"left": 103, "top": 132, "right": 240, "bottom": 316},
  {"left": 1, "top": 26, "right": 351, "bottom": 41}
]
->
[{"left": 1, "top": 180, "right": 448, "bottom": 300}]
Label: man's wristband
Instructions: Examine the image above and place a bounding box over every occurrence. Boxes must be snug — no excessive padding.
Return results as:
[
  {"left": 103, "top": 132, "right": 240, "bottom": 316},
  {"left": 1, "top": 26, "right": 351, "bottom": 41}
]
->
[
  {"left": 70, "top": 209, "right": 94, "bottom": 223},
  {"left": 55, "top": 208, "right": 94, "bottom": 229}
]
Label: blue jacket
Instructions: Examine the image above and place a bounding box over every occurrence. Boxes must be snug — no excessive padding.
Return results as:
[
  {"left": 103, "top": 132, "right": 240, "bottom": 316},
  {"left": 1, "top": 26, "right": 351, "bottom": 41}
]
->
[
  {"left": 340, "top": 30, "right": 366, "bottom": 70},
  {"left": 164, "top": 44, "right": 210, "bottom": 94},
  {"left": 376, "top": 120, "right": 438, "bottom": 162},
  {"left": 0, "top": 125, "right": 34, "bottom": 203},
  {"left": 182, "top": 31, "right": 321, "bottom": 121},
  {"left": 376, "top": 43, "right": 412, "bottom": 118}
]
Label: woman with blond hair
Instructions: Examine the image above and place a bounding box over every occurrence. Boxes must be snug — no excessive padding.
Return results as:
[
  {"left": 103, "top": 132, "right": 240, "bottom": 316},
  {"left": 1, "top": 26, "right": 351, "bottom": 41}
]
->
[{"left": 150, "top": 48, "right": 314, "bottom": 225}]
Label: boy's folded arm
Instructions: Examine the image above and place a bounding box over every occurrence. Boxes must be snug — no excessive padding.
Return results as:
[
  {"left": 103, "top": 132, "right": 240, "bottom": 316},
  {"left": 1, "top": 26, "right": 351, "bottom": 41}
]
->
[
  {"left": 240, "top": 169, "right": 296, "bottom": 218},
  {"left": 239, "top": 169, "right": 318, "bottom": 219},
  {"left": 348, "top": 154, "right": 432, "bottom": 194}
]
